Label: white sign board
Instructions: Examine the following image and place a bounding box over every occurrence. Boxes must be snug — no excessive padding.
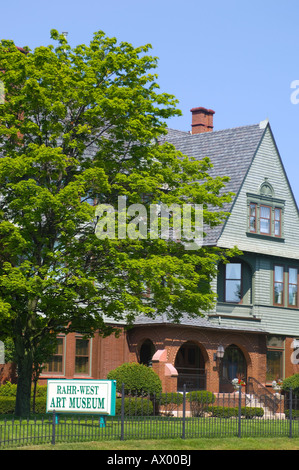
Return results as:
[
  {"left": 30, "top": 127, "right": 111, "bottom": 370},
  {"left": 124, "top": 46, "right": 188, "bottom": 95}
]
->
[{"left": 47, "top": 379, "right": 116, "bottom": 415}]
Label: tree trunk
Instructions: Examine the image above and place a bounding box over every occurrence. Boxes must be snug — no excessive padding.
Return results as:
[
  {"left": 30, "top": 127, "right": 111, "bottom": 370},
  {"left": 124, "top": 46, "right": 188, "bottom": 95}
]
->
[
  {"left": 14, "top": 350, "right": 33, "bottom": 417},
  {"left": 14, "top": 301, "right": 38, "bottom": 417}
]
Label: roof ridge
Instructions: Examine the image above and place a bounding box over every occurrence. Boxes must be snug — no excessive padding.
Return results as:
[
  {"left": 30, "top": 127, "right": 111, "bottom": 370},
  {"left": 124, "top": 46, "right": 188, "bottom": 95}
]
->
[{"left": 166, "top": 122, "right": 261, "bottom": 139}]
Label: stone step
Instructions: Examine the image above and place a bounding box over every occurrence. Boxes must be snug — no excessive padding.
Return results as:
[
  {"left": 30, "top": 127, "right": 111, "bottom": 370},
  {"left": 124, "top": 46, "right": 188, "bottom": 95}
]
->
[{"left": 245, "top": 393, "right": 285, "bottom": 419}]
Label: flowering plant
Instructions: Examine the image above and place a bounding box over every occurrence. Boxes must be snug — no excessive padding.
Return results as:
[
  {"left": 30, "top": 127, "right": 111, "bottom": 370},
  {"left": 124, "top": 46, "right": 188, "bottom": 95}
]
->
[
  {"left": 232, "top": 378, "right": 246, "bottom": 388},
  {"left": 272, "top": 379, "right": 283, "bottom": 391}
]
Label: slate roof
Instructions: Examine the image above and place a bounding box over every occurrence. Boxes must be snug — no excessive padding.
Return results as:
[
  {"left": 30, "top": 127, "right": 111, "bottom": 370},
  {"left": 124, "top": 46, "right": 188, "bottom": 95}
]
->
[
  {"left": 133, "top": 312, "right": 266, "bottom": 333},
  {"left": 129, "top": 122, "right": 267, "bottom": 332},
  {"left": 160, "top": 123, "right": 266, "bottom": 245}
]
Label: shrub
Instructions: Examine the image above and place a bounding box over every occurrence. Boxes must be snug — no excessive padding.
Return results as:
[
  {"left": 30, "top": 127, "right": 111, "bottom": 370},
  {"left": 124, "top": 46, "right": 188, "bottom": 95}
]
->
[
  {"left": 158, "top": 392, "right": 183, "bottom": 415},
  {"left": 186, "top": 390, "right": 216, "bottom": 403},
  {"left": 107, "top": 362, "right": 162, "bottom": 396},
  {"left": 0, "top": 397, "right": 16, "bottom": 414},
  {"left": 115, "top": 397, "right": 154, "bottom": 416},
  {"left": 282, "top": 374, "right": 299, "bottom": 397},
  {"left": 33, "top": 397, "right": 47, "bottom": 414},
  {"left": 0, "top": 381, "right": 17, "bottom": 396},
  {"left": 0, "top": 396, "right": 47, "bottom": 414},
  {"left": 208, "top": 406, "right": 238, "bottom": 418},
  {"left": 186, "top": 391, "right": 216, "bottom": 417},
  {"left": 158, "top": 392, "right": 183, "bottom": 406},
  {"left": 285, "top": 409, "right": 299, "bottom": 419},
  {"left": 241, "top": 407, "right": 264, "bottom": 418},
  {"left": 33, "top": 385, "right": 48, "bottom": 398},
  {"left": 0, "top": 382, "right": 47, "bottom": 398},
  {"left": 0, "top": 382, "right": 48, "bottom": 415},
  {"left": 208, "top": 406, "right": 264, "bottom": 418}
]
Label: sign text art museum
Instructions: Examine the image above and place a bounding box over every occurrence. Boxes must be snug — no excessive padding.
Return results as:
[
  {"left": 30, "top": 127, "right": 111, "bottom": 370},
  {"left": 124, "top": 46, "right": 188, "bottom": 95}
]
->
[{"left": 46, "top": 379, "right": 116, "bottom": 415}]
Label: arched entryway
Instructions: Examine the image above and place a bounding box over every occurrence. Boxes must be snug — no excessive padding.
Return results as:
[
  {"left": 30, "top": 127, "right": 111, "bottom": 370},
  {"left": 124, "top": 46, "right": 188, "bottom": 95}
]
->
[
  {"left": 219, "top": 344, "right": 247, "bottom": 392},
  {"left": 174, "top": 341, "right": 206, "bottom": 392},
  {"left": 139, "top": 339, "right": 155, "bottom": 367}
]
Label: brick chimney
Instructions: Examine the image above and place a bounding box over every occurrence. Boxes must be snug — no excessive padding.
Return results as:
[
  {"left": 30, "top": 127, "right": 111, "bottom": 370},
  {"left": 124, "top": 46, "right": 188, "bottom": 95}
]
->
[{"left": 190, "top": 107, "right": 215, "bottom": 134}]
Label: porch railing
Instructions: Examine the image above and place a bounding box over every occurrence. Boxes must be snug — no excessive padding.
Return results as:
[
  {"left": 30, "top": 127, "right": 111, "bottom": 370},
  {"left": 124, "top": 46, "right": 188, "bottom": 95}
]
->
[{"left": 247, "top": 376, "right": 280, "bottom": 413}]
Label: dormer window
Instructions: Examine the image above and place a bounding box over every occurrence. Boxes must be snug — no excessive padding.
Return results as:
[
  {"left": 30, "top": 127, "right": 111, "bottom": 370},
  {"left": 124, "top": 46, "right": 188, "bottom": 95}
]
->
[{"left": 247, "top": 180, "right": 285, "bottom": 240}]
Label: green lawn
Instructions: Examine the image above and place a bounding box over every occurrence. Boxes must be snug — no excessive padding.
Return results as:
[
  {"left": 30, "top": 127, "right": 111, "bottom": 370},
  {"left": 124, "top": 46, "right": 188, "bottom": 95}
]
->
[
  {"left": 1, "top": 414, "right": 299, "bottom": 450},
  {"left": 8, "top": 437, "right": 299, "bottom": 451}
]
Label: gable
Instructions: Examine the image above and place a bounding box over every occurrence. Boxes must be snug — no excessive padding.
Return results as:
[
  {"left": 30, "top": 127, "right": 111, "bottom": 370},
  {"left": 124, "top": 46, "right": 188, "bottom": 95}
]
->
[
  {"left": 164, "top": 123, "right": 265, "bottom": 245},
  {"left": 217, "top": 125, "right": 299, "bottom": 259}
]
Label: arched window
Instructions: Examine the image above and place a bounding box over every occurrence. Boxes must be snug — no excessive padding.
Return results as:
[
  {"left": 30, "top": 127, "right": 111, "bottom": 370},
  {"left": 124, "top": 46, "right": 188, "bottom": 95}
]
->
[
  {"left": 139, "top": 339, "right": 155, "bottom": 367},
  {"left": 221, "top": 344, "right": 247, "bottom": 382},
  {"left": 174, "top": 341, "right": 206, "bottom": 391}
]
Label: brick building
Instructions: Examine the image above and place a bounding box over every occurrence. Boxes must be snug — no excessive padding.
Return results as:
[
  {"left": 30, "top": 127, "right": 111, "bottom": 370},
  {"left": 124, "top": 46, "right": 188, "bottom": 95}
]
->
[{"left": 36, "top": 107, "right": 299, "bottom": 393}]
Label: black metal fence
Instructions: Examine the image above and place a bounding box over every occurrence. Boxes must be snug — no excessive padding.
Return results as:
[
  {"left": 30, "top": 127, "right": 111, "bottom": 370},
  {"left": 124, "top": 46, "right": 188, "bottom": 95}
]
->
[{"left": 0, "top": 385, "right": 298, "bottom": 448}]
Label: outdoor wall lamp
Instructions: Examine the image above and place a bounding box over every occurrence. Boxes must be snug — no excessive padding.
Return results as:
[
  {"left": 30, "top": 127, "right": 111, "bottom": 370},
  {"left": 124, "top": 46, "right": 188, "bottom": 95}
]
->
[{"left": 213, "top": 345, "right": 225, "bottom": 361}]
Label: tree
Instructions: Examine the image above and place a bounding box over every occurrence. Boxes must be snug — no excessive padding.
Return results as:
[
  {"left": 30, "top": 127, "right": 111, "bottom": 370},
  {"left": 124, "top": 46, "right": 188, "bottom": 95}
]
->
[{"left": 0, "top": 30, "right": 238, "bottom": 416}]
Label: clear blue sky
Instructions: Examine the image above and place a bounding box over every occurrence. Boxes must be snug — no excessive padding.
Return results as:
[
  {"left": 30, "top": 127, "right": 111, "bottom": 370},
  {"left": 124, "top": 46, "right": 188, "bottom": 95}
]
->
[{"left": 2, "top": 0, "right": 299, "bottom": 204}]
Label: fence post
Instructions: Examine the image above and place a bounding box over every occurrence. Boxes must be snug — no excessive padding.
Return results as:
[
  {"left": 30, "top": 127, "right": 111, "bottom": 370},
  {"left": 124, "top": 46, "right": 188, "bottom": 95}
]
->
[
  {"left": 289, "top": 387, "right": 293, "bottom": 439},
  {"left": 120, "top": 383, "right": 125, "bottom": 441},
  {"left": 182, "top": 384, "right": 186, "bottom": 439},
  {"left": 238, "top": 386, "right": 242, "bottom": 438},
  {"left": 51, "top": 410, "right": 56, "bottom": 445}
]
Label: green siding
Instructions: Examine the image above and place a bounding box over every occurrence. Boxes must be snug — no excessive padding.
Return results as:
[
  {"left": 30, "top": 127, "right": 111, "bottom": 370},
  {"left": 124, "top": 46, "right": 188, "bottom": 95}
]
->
[
  {"left": 212, "top": 125, "right": 299, "bottom": 336},
  {"left": 218, "top": 126, "right": 299, "bottom": 259}
]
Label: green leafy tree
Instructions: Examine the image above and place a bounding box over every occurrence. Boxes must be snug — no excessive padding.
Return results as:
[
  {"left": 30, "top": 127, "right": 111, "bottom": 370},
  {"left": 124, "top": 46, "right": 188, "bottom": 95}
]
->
[{"left": 0, "top": 30, "right": 238, "bottom": 416}]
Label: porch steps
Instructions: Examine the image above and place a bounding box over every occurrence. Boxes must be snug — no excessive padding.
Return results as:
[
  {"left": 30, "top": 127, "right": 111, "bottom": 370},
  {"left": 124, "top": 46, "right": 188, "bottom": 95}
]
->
[{"left": 245, "top": 393, "right": 285, "bottom": 419}]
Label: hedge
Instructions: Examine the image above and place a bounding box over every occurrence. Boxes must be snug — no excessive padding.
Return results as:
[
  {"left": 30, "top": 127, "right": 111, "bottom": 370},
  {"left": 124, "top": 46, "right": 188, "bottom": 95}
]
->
[
  {"left": 285, "top": 409, "right": 299, "bottom": 419},
  {"left": 186, "top": 391, "right": 216, "bottom": 417},
  {"left": 0, "top": 397, "right": 47, "bottom": 414},
  {"left": 208, "top": 406, "right": 264, "bottom": 418},
  {"left": 0, "top": 382, "right": 47, "bottom": 398},
  {"left": 0, "top": 397, "right": 16, "bottom": 414},
  {"left": 0, "top": 382, "right": 17, "bottom": 397},
  {"left": 158, "top": 393, "right": 184, "bottom": 406},
  {"left": 0, "top": 381, "right": 48, "bottom": 414},
  {"left": 115, "top": 397, "right": 154, "bottom": 416},
  {"left": 186, "top": 391, "right": 216, "bottom": 403}
]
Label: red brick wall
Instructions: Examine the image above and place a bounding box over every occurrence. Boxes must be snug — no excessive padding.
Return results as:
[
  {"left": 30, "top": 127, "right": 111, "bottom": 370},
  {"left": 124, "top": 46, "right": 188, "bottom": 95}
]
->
[
  {"left": 128, "top": 325, "right": 268, "bottom": 393},
  {"left": 4, "top": 324, "right": 298, "bottom": 393},
  {"left": 285, "top": 337, "right": 299, "bottom": 378}
]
